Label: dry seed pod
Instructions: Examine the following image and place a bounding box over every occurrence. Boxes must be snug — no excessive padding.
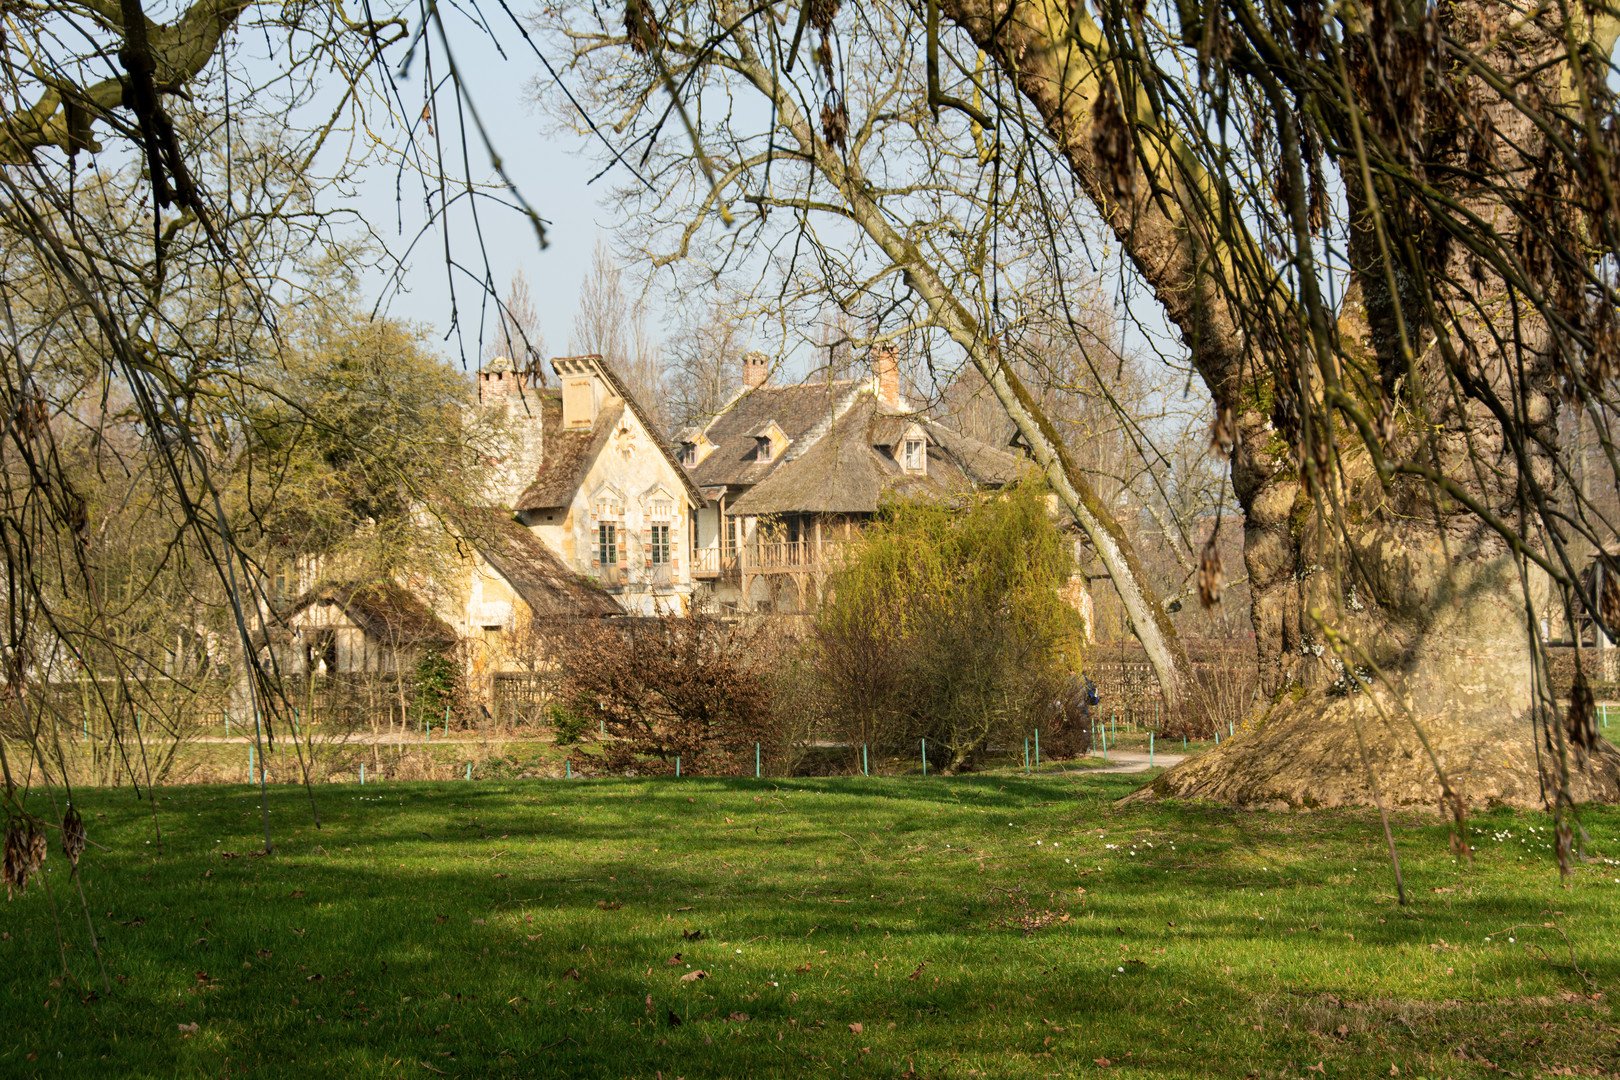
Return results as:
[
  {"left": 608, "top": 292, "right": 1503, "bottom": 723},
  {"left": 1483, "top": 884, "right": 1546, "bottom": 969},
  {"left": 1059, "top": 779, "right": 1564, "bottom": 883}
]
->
[
  {"left": 1197, "top": 534, "right": 1224, "bottom": 610},
  {"left": 1568, "top": 668, "right": 1597, "bottom": 753},
  {"left": 3, "top": 817, "right": 46, "bottom": 899},
  {"left": 1091, "top": 77, "right": 1134, "bottom": 203},
  {"left": 62, "top": 806, "right": 86, "bottom": 868},
  {"left": 1209, "top": 403, "right": 1234, "bottom": 457}
]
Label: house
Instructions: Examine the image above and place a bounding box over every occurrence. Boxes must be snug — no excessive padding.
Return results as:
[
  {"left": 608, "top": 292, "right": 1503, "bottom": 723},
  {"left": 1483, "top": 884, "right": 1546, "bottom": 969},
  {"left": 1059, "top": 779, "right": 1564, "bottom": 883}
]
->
[
  {"left": 261, "top": 580, "right": 458, "bottom": 676},
  {"left": 680, "top": 347, "right": 1025, "bottom": 611},
  {"left": 446, "top": 506, "right": 627, "bottom": 680},
  {"left": 477, "top": 354, "right": 706, "bottom": 616}
]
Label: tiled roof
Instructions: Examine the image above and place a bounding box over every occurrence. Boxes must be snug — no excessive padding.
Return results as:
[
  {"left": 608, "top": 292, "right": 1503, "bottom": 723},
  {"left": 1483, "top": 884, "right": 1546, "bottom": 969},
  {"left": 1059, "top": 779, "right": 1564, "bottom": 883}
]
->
[
  {"left": 279, "top": 581, "right": 458, "bottom": 647},
  {"left": 459, "top": 508, "right": 624, "bottom": 618},
  {"left": 687, "top": 378, "right": 865, "bottom": 488},
  {"left": 513, "top": 394, "right": 622, "bottom": 512}
]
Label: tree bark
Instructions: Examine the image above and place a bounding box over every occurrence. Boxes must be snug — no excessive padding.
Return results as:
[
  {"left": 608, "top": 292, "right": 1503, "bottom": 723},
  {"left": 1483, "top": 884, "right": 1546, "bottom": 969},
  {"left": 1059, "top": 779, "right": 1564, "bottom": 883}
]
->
[{"left": 938, "top": 0, "right": 1620, "bottom": 808}]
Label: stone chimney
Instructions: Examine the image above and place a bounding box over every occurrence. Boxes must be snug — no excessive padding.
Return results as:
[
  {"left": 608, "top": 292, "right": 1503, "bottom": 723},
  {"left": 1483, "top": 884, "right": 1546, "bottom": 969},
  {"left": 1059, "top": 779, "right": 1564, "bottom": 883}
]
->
[
  {"left": 873, "top": 345, "right": 900, "bottom": 408},
  {"left": 478, "top": 357, "right": 525, "bottom": 404},
  {"left": 742, "top": 350, "right": 770, "bottom": 389}
]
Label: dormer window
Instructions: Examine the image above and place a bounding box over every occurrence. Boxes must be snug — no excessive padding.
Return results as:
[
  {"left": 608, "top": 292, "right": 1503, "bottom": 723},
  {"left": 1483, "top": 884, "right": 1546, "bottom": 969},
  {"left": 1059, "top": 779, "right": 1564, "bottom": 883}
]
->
[
  {"left": 746, "top": 420, "right": 788, "bottom": 464},
  {"left": 903, "top": 438, "right": 925, "bottom": 473},
  {"left": 680, "top": 442, "right": 698, "bottom": 467}
]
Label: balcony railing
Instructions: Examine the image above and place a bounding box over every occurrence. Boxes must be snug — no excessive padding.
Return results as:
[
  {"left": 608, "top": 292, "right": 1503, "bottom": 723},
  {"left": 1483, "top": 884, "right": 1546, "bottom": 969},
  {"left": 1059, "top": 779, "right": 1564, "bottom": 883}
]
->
[{"left": 692, "top": 540, "right": 845, "bottom": 578}]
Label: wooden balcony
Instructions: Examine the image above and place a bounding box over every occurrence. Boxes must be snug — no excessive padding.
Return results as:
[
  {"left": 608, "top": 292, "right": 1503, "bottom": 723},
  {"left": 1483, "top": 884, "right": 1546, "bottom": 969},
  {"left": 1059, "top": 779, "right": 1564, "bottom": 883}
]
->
[{"left": 692, "top": 541, "right": 844, "bottom": 580}]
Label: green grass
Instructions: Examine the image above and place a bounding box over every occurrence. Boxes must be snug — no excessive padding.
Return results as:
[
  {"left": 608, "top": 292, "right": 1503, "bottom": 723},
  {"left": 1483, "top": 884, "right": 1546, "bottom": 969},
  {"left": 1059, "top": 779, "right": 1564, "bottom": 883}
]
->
[{"left": 3, "top": 770, "right": 1618, "bottom": 1078}]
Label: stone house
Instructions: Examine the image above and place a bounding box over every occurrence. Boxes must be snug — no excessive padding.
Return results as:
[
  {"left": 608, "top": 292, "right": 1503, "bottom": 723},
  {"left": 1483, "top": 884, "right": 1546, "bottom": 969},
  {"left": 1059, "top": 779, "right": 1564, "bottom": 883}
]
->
[{"left": 679, "top": 347, "right": 1025, "bottom": 611}]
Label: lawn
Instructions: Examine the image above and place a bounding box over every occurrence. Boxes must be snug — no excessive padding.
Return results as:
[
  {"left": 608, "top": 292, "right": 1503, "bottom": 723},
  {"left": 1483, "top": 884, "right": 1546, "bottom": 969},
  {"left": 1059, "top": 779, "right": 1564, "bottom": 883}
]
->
[{"left": 2, "top": 769, "right": 1617, "bottom": 1079}]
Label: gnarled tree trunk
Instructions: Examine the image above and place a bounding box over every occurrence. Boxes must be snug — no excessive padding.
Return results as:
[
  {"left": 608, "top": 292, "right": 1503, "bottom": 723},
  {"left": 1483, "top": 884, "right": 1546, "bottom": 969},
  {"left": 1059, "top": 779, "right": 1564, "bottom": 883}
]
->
[{"left": 938, "top": 0, "right": 1620, "bottom": 808}]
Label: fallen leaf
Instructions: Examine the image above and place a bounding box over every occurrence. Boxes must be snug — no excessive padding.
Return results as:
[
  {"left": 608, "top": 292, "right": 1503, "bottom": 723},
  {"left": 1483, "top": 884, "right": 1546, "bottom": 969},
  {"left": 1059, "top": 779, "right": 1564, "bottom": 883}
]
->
[
  {"left": 305, "top": 973, "right": 325, "bottom": 982},
  {"left": 678, "top": 970, "right": 708, "bottom": 982},
  {"left": 682, "top": 929, "right": 704, "bottom": 940},
  {"left": 849, "top": 1022, "right": 863, "bottom": 1034},
  {"left": 1094, "top": 1058, "right": 1112, "bottom": 1068},
  {"left": 908, "top": 963, "right": 925, "bottom": 980},
  {"left": 796, "top": 962, "right": 813, "bottom": 973},
  {"left": 728, "top": 1011, "right": 750, "bottom": 1022},
  {"left": 645, "top": 994, "right": 654, "bottom": 1013},
  {"left": 666, "top": 954, "right": 684, "bottom": 966},
  {"left": 472, "top": 918, "right": 486, "bottom": 925},
  {"left": 290, "top": 890, "right": 306, "bottom": 899},
  {"left": 564, "top": 968, "right": 582, "bottom": 981},
  {"left": 256, "top": 949, "right": 272, "bottom": 960},
  {"left": 599, "top": 900, "right": 622, "bottom": 911},
  {"left": 667, "top": 1009, "right": 682, "bottom": 1026},
  {"left": 1307, "top": 1064, "right": 1326, "bottom": 1074},
  {"left": 290, "top": 927, "right": 307, "bottom": 936},
  {"left": 178, "top": 1022, "right": 199, "bottom": 1036}
]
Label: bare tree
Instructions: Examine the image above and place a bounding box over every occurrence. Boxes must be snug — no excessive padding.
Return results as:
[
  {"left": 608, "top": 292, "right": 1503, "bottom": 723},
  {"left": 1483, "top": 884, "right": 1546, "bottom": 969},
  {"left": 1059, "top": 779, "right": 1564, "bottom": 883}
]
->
[
  {"left": 571, "top": 239, "right": 665, "bottom": 424},
  {"left": 666, "top": 299, "right": 749, "bottom": 431},
  {"left": 484, "top": 271, "right": 548, "bottom": 385}
]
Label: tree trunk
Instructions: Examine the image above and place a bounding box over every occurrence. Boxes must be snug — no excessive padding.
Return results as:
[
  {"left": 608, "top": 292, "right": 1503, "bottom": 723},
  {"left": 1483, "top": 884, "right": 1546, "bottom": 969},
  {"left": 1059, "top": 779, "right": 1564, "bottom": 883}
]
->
[{"left": 939, "top": 0, "right": 1620, "bottom": 808}]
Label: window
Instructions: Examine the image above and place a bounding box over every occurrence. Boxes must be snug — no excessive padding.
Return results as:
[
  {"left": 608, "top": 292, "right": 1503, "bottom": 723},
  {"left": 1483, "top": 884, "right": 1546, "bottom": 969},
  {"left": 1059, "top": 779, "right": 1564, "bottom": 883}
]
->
[
  {"left": 903, "top": 438, "right": 925, "bottom": 473},
  {"left": 725, "top": 516, "right": 737, "bottom": 554},
  {"left": 482, "top": 625, "right": 503, "bottom": 661},
  {"left": 754, "top": 436, "right": 773, "bottom": 462},
  {"left": 680, "top": 443, "right": 697, "bottom": 467},
  {"left": 650, "top": 524, "right": 671, "bottom": 565},
  {"left": 598, "top": 523, "right": 618, "bottom": 568}
]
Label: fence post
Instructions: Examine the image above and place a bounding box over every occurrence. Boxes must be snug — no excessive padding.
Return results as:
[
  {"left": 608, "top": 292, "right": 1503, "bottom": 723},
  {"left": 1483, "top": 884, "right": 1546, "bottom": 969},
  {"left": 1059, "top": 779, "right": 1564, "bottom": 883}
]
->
[
  {"left": 863, "top": 744, "right": 869, "bottom": 776},
  {"left": 676, "top": 756, "right": 681, "bottom": 778},
  {"left": 1229, "top": 721, "right": 1234, "bottom": 739},
  {"left": 921, "top": 739, "right": 927, "bottom": 777},
  {"left": 360, "top": 762, "right": 365, "bottom": 785},
  {"left": 248, "top": 743, "right": 255, "bottom": 783},
  {"left": 1035, "top": 729, "right": 1040, "bottom": 767},
  {"left": 466, "top": 762, "right": 472, "bottom": 781},
  {"left": 756, "top": 743, "right": 761, "bottom": 779},
  {"left": 566, "top": 760, "right": 571, "bottom": 779},
  {"left": 1024, "top": 737, "right": 1030, "bottom": 775},
  {"left": 1149, "top": 732, "right": 1154, "bottom": 768}
]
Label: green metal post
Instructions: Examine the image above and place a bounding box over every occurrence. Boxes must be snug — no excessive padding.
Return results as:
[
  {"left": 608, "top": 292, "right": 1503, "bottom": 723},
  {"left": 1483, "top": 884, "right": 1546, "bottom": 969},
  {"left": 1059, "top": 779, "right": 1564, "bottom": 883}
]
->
[
  {"left": 445, "top": 705, "right": 450, "bottom": 738},
  {"left": 1024, "top": 738, "right": 1030, "bottom": 775},
  {"left": 466, "top": 762, "right": 472, "bottom": 781},
  {"left": 567, "top": 760, "right": 571, "bottom": 779},
  {"left": 863, "top": 744, "right": 868, "bottom": 776},
  {"left": 1149, "top": 732, "right": 1154, "bottom": 768},
  {"left": 1035, "top": 729, "right": 1040, "bottom": 766},
  {"left": 922, "top": 739, "right": 927, "bottom": 777},
  {"left": 756, "top": 743, "right": 761, "bottom": 779},
  {"left": 676, "top": 756, "right": 681, "bottom": 778},
  {"left": 360, "top": 763, "right": 365, "bottom": 785},
  {"left": 248, "top": 743, "right": 255, "bottom": 783}
]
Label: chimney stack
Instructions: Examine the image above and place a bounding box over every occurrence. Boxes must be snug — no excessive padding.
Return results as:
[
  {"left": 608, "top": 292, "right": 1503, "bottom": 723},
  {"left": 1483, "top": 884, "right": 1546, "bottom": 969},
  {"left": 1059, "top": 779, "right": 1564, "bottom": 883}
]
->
[
  {"left": 742, "top": 350, "right": 770, "bottom": 389},
  {"left": 873, "top": 344, "right": 900, "bottom": 408},
  {"left": 478, "top": 357, "right": 526, "bottom": 404}
]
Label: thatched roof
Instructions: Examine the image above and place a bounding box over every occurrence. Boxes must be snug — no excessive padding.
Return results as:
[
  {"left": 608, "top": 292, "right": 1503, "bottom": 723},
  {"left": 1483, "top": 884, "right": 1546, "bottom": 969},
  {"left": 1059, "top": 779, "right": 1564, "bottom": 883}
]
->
[
  {"left": 726, "top": 395, "right": 1024, "bottom": 516},
  {"left": 458, "top": 508, "right": 625, "bottom": 618},
  {"left": 278, "top": 582, "right": 457, "bottom": 647},
  {"left": 687, "top": 378, "right": 866, "bottom": 489}
]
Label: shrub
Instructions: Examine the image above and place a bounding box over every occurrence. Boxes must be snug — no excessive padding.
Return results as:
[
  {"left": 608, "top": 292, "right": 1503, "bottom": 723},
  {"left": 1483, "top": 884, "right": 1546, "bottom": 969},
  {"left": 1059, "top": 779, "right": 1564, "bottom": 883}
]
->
[
  {"left": 558, "top": 600, "right": 778, "bottom": 774},
  {"left": 547, "top": 698, "right": 594, "bottom": 745},
  {"left": 814, "top": 481, "right": 1085, "bottom": 773}
]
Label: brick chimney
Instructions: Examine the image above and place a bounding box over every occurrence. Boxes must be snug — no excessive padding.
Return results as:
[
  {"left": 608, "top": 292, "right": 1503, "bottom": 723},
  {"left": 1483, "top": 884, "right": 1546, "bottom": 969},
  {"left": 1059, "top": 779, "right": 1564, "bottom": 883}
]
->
[
  {"left": 873, "top": 345, "right": 900, "bottom": 408},
  {"left": 478, "top": 357, "right": 525, "bottom": 404},
  {"left": 742, "top": 350, "right": 770, "bottom": 389}
]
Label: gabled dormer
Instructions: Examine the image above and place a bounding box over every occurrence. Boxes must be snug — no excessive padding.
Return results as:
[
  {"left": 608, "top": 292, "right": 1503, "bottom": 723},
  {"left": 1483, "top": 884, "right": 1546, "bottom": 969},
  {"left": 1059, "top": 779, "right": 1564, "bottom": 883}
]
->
[
  {"left": 747, "top": 419, "right": 790, "bottom": 464},
  {"left": 675, "top": 427, "right": 718, "bottom": 469},
  {"left": 897, "top": 423, "right": 929, "bottom": 475}
]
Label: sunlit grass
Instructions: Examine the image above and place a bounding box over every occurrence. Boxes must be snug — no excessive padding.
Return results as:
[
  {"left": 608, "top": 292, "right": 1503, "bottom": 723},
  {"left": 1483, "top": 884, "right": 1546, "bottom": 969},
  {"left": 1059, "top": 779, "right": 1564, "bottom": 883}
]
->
[{"left": 2, "top": 770, "right": 1616, "bottom": 1078}]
